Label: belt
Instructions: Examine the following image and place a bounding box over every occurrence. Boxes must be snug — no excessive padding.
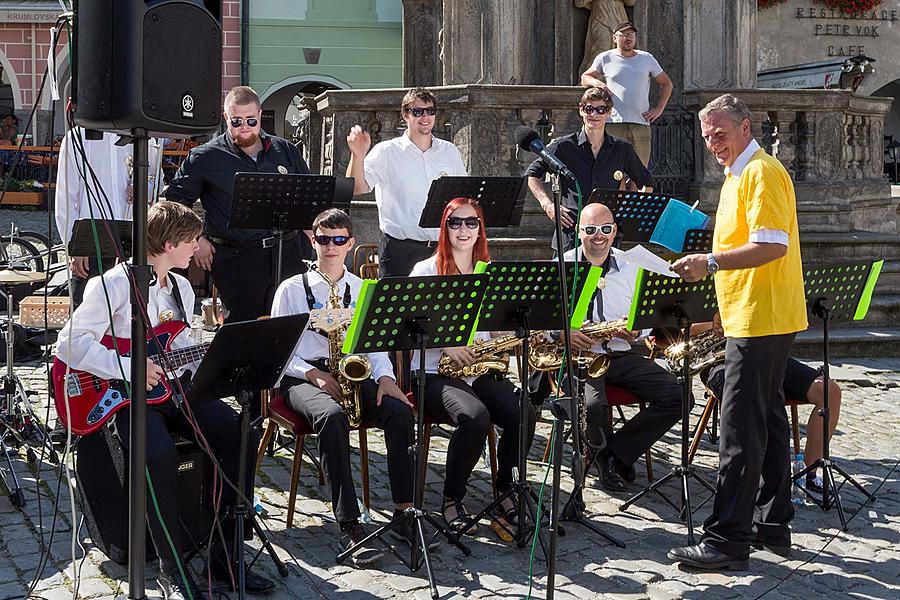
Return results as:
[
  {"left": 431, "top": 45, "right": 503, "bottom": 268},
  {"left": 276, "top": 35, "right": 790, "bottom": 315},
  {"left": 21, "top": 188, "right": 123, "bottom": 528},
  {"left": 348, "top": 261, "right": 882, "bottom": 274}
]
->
[
  {"left": 207, "top": 229, "right": 298, "bottom": 249},
  {"left": 385, "top": 233, "right": 437, "bottom": 249}
]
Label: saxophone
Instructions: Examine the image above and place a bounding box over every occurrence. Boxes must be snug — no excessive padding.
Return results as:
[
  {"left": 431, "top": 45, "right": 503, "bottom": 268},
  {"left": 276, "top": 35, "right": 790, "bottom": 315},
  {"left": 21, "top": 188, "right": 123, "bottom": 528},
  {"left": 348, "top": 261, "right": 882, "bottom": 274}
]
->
[
  {"left": 528, "top": 317, "right": 628, "bottom": 378},
  {"left": 664, "top": 329, "right": 726, "bottom": 376},
  {"left": 437, "top": 333, "right": 523, "bottom": 379},
  {"left": 311, "top": 266, "right": 372, "bottom": 427}
]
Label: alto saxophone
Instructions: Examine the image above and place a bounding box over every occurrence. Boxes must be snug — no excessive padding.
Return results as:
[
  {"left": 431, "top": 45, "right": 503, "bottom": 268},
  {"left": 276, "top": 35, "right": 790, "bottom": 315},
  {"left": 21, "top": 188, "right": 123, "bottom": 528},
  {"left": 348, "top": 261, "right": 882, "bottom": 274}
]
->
[
  {"left": 437, "top": 333, "right": 523, "bottom": 379},
  {"left": 664, "top": 329, "right": 726, "bottom": 376},
  {"left": 312, "top": 266, "right": 372, "bottom": 427},
  {"left": 528, "top": 317, "right": 628, "bottom": 378}
]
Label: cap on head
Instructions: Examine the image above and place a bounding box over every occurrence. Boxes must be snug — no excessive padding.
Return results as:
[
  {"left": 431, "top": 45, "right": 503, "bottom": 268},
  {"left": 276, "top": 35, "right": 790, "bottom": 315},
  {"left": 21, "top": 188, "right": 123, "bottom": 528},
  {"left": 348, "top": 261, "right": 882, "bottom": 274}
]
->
[{"left": 614, "top": 21, "right": 637, "bottom": 35}]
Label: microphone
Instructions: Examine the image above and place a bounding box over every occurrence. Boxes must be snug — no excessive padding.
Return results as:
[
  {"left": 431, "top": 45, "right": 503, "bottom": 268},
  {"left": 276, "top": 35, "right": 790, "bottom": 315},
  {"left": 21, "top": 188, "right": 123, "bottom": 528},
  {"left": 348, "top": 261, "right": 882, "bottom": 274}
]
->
[{"left": 515, "top": 126, "right": 576, "bottom": 184}]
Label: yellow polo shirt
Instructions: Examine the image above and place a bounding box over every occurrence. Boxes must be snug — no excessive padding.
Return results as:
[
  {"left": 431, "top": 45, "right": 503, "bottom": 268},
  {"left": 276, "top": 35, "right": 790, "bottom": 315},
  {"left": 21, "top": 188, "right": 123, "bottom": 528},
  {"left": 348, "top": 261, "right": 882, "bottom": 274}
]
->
[{"left": 713, "top": 147, "right": 808, "bottom": 337}]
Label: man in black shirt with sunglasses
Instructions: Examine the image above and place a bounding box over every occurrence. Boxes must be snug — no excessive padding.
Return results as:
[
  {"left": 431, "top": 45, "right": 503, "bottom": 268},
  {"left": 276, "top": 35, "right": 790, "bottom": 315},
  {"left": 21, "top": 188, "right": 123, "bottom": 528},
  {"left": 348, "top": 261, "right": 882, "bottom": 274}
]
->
[
  {"left": 167, "top": 85, "right": 314, "bottom": 323},
  {"left": 525, "top": 86, "right": 654, "bottom": 253}
]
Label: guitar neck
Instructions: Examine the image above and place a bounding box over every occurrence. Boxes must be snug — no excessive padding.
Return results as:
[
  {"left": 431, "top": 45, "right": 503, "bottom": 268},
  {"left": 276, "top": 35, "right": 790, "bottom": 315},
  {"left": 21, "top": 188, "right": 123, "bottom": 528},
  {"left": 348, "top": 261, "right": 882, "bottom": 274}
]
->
[{"left": 151, "top": 342, "right": 211, "bottom": 370}]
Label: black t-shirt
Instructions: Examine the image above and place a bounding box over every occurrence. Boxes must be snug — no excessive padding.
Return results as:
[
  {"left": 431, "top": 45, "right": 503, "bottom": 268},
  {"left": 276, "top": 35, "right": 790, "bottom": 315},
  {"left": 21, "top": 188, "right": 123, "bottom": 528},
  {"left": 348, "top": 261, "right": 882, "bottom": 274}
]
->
[
  {"left": 524, "top": 130, "right": 653, "bottom": 211},
  {"left": 166, "top": 130, "right": 311, "bottom": 242}
]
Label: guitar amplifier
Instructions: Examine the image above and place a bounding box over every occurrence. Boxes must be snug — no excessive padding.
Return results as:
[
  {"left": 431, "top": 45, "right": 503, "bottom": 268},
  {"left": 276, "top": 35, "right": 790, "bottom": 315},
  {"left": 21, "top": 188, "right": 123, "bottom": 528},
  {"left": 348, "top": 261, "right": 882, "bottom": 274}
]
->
[{"left": 75, "top": 427, "right": 215, "bottom": 565}]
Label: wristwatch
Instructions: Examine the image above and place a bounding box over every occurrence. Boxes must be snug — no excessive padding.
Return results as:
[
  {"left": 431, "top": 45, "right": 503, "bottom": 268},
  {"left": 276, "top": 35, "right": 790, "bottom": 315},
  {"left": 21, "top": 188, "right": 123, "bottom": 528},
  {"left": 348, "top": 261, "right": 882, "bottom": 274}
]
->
[{"left": 706, "top": 253, "right": 719, "bottom": 275}]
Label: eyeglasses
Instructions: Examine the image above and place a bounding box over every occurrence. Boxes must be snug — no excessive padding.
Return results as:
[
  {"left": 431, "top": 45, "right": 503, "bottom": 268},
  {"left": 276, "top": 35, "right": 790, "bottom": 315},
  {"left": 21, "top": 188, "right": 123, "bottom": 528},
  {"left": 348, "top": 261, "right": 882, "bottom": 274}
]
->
[
  {"left": 446, "top": 216, "right": 481, "bottom": 230},
  {"left": 228, "top": 116, "right": 259, "bottom": 128},
  {"left": 580, "top": 224, "right": 615, "bottom": 236},
  {"left": 615, "top": 31, "right": 636, "bottom": 38},
  {"left": 580, "top": 104, "right": 611, "bottom": 116},
  {"left": 404, "top": 106, "right": 437, "bottom": 118},
  {"left": 314, "top": 234, "right": 350, "bottom": 246}
]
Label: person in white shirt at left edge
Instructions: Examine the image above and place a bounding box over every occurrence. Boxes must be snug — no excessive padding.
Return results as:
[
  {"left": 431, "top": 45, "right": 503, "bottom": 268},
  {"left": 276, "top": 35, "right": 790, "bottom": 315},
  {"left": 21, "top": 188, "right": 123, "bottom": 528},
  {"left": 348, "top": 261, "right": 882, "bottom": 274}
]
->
[
  {"left": 271, "top": 208, "right": 416, "bottom": 567},
  {"left": 345, "top": 87, "right": 467, "bottom": 277},
  {"left": 56, "top": 201, "right": 272, "bottom": 599},
  {"left": 54, "top": 128, "right": 161, "bottom": 306}
]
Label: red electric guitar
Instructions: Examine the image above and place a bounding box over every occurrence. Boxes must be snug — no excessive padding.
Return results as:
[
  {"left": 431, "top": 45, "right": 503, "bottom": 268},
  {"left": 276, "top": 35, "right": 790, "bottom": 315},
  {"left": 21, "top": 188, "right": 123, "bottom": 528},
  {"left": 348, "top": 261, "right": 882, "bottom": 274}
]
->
[{"left": 51, "top": 321, "right": 210, "bottom": 436}]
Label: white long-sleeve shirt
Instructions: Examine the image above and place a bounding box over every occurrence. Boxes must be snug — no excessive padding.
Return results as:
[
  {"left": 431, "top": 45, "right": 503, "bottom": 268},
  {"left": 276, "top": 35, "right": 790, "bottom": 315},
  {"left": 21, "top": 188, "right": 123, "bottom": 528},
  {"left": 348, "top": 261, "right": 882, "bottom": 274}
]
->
[
  {"left": 54, "top": 129, "right": 162, "bottom": 246},
  {"left": 56, "top": 263, "right": 196, "bottom": 382},
  {"left": 271, "top": 266, "right": 395, "bottom": 384}
]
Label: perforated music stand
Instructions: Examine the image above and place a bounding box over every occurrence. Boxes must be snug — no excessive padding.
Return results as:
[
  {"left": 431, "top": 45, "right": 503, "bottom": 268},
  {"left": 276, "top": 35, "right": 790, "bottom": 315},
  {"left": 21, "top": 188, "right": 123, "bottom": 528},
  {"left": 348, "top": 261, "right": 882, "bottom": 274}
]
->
[
  {"left": 461, "top": 260, "right": 602, "bottom": 554},
  {"left": 338, "top": 274, "right": 489, "bottom": 599},
  {"left": 188, "top": 314, "right": 308, "bottom": 599},
  {"left": 618, "top": 269, "right": 718, "bottom": 544},
  {"left": 682, "top": 228, "right": 713, "bottom": 253},
  {"left": 229, "top": 173, "right": 354, "bottom": 282},
  {"left": 417, "top": 176, "right": 527, "bottom": 228},
  {"left": 793, "top": 260, "right": 882, "bottom": 529},
  {"left": 68, "top": 218, "right": 132, "bottom": 260}
]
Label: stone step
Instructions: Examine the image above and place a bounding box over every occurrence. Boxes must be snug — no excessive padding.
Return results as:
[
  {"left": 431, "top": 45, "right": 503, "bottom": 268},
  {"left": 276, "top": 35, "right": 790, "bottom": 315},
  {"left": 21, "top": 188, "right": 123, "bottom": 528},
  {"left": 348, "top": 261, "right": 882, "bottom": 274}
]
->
[
  {"left": 862, "top": 294, "right": 900, "bottom": 327},
  {"left": 799, "top": 231, "right": 900, "bottom": 262},
  {"left": 797, "top": 201, "right": 850, "bottom": 233},
  {"left": 876, "top": 260, "right": 900, "bottom": 295},
  {"left": 793, "top": 326, "right": 900, "bottom": 358}
]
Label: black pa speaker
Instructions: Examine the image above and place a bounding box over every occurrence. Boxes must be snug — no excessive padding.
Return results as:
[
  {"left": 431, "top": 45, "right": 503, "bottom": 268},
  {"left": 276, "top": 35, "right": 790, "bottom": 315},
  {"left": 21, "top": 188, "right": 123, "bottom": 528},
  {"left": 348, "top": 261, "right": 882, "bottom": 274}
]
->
[
  {"left": 75, "top": 427, "right": 215, "bottom": 565},
  {"left": 72, "top": 0, "right": 223, "bottom": 137}
]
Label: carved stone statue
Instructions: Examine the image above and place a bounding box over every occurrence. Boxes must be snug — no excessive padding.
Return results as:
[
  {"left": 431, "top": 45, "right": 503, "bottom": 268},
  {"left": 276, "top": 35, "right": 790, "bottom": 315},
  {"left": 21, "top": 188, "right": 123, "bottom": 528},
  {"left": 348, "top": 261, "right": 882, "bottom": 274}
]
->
[{"left": 576, "top": 0, "right": 636, "bottom": 77}]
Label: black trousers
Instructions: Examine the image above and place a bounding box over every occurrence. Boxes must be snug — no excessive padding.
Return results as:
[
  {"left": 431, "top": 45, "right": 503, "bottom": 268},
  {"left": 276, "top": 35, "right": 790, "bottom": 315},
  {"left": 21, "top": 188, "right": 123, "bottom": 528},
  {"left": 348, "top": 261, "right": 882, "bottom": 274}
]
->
[
  {"left": 210, "top": 235, "right": 311, "bottom": 324},
  {"left": 419, "top": 374, "right": 536, "bottom": 501},
  {"left": 282, "top": 376, "right": 414, "bottom": 523},
  {"left": 701, "top": 334, "right": 795, "bottom": 558},
  {"left": 379, "top": 233, "right": 435, "bottom": 278},
  {"left": 583, "top": 352, "right": 683, "bottom": 466},
  {"left": 111, "top": 395, "right": 256, "bottom": 570}
]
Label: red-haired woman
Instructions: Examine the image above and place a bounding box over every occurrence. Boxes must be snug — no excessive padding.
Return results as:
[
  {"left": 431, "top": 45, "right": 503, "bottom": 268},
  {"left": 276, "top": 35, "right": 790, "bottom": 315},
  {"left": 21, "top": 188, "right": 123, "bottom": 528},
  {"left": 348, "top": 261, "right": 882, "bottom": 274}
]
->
[{"left": 410, "top": 197, "right": 536, "bottom": 534}]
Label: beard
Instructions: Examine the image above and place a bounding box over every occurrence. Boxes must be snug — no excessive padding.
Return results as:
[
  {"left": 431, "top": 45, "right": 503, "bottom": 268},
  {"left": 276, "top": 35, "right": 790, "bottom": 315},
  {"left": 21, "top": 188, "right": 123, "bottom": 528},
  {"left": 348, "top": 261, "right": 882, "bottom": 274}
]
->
[{"left": 233, "top": 130, "right": 259, "bottom": 148}]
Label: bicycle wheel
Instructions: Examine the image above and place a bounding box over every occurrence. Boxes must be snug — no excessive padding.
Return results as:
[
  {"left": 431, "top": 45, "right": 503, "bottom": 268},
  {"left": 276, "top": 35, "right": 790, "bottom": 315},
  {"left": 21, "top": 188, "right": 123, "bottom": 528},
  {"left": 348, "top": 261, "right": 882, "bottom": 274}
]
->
[
  {"left": 0, "top": 235, "right": 44, "bottom": 273},
  {"left": 16, "top": 230, "right": 59, "bottom": 266}
]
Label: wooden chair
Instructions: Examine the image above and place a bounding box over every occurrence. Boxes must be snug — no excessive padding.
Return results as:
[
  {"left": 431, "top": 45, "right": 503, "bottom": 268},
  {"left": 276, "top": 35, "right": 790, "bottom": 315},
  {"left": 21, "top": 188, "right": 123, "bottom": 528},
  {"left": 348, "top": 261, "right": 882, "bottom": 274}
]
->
[
  {"left": 255, "top": 392, "right": 371, "bottom": 528},
  {"left": 353, "top": 243, "right": 379, "bottom": 280}
]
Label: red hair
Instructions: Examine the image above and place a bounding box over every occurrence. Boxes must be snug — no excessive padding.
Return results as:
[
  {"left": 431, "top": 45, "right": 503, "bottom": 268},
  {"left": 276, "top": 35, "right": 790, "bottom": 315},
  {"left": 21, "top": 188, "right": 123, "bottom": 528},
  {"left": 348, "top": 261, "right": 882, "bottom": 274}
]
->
[{"left": 435, "top": 197, "right": 491, "bottom": 275}]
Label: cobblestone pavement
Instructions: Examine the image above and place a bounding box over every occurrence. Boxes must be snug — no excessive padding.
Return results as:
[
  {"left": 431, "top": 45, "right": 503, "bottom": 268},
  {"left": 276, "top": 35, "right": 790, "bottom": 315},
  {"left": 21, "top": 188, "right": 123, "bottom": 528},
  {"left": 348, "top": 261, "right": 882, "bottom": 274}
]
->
[{"left": 0, "top": 355, "right": 897, "bottom": 600}]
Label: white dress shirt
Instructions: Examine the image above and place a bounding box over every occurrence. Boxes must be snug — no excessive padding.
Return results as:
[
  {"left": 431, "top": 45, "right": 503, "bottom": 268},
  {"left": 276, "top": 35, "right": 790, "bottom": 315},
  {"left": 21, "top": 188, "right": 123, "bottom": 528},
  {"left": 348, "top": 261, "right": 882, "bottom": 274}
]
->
[
  {"left": 564, "top": 247, "right": 648, "bottom": 353},
  {"left": 722, "top": 138, "right": 788, "bottom": 246},
  {"left": 56, "top": 263, "right": 196, "bottom": 382},
  {"left": 364, "top": 134, "right": 467, "bottom": 242},
  {"left": 271, "top": 266, "right": 395, "bottom": 384},
  {"left": 408, "top": 256, "right": 491, "bottom": 374},
  {"left": 55, "top": 129, "right": 162, "bottom": 245}
]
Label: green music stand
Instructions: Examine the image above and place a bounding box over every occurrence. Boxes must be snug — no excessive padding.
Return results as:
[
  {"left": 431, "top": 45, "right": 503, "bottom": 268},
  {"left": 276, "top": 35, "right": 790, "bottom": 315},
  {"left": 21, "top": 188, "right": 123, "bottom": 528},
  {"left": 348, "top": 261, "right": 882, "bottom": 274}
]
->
[
  {"left": 618, "top": 268, "right": 718, "bottom": 544},
  {"left": 338, "top": 273, "right": 489, "bottom": 599},
  {"left": 462, "top": 260, "right": 605, "bottom": 554},
  {"left": 793, "top": 260, "right": 883, "bottom": 529}
]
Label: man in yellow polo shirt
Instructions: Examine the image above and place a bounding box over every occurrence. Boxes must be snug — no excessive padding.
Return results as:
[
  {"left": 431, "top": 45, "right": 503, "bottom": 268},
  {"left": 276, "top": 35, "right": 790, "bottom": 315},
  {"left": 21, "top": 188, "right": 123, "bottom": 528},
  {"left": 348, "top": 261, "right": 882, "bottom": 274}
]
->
[{"left": 668, "top": 94, "right": 807, "bottom": 570}]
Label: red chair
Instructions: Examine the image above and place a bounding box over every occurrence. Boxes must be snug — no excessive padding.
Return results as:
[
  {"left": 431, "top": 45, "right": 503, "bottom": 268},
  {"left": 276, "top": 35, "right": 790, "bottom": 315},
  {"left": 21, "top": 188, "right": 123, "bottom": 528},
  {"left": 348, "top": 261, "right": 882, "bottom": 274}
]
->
[{"left": 255, "top": 392, "right": 370, "bottom": 528}]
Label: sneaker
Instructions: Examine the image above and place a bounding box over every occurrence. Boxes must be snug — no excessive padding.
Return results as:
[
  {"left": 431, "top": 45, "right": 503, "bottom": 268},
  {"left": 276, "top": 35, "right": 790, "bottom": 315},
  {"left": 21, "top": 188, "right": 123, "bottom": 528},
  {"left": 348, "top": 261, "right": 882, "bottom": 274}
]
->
[
  {"left": 388, "top": 511, "right": 441, "bottom": 550},
  {"left": 340, "top": 521, "right": 384, "bottom": 566},
  {"left": 806, "top": 473, "right": 824, "bottom": 494},
  {"left": 157, "top": 567, "right": 205, "bottom": 600}
]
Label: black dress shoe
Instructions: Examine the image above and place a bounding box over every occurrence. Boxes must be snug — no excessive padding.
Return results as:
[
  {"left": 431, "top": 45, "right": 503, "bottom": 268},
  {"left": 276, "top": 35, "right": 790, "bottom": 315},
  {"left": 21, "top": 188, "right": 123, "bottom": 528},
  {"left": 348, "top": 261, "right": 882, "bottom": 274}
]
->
[
  {"left": 599, "top": 451, "right": 627, "bottom": 492},
  {"left": 208, "top": 563, "right": 274, "bottom": 595},
  {"left": 616, "top": 457, "right": 637, "bottom": 483},
  {"left": 750, "top": 537, "right": 791, "bottom": 558},
  {"left": 667, "top": 542, "right": 749, "bottom": 571}
]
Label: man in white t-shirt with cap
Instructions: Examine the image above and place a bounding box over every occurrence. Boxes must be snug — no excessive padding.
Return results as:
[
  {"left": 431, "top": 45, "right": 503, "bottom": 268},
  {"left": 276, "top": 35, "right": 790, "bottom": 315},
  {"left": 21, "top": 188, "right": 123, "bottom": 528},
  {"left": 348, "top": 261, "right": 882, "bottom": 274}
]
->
[{"left": 580, "top": 20, "right": 673, "bottom": 166}]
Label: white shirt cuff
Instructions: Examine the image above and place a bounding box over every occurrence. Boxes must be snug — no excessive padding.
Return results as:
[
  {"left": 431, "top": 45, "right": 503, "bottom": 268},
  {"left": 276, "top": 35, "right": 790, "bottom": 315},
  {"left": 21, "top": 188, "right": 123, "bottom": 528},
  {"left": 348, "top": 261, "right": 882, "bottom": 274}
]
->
[{"left": 749, "top": 228, "right": 788, "bottom": 246}]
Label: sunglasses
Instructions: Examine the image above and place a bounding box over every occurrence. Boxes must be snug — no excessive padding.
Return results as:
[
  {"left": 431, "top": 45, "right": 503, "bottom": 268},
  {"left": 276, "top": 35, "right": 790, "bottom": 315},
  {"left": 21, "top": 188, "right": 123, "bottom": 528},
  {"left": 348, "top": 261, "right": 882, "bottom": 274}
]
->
[
  {"left": 580, "top": 104, "right": 611, "bottom": 116},
  {"left": 314, "top": 234, "right": 350, "bottom": 246},
  {"left": 580, "top": 224, "right": 615, "bottom": 236},
  {"left": 228, "top": 116, "right": 259, "bottom": 127},
  {"left": 404, "top": 106, "right": 437, "bottom": 117},
  {"left": 446, "top": 216, "right": 481, "bottom": 230}
]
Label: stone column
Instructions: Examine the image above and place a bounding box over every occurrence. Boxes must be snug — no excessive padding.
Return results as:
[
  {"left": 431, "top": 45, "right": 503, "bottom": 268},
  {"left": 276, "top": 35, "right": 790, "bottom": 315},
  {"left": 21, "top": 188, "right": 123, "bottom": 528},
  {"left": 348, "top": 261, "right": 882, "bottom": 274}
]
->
[
  {"left": 402, "top": 0, "right": 442, "bottom": 87},
  {"left": 683, "top": 0, "right": 757, "bottom": 90},
  {"left": 634, "top": 0, "right": 685, "bottom": 102}
]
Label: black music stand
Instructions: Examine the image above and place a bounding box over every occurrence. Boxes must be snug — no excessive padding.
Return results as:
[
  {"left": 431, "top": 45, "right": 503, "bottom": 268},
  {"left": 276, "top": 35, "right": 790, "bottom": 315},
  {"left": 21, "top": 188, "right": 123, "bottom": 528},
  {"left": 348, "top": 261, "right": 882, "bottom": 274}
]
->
[
  {"left": 68, "top": 218, "right": 132, "bottom": 261},
  {"left": 618, "top": 268, "right": 718, "bottom": 544},
  {"left": 682, "top": 228, "right": 713, "bottom": 253},
  {"left": 337, "top": 274, "right": 488, "bottom": 599},
  {"left": 792, "top": 260, "right": 882, "bottom": 530},
  {"left": 588, "top": 189, "right": 709, "bottom": 252},
  {"left": 230, "top": 173, "right": 354, "bottom": 282},
  {"left": 417, "top": 176, "right": 527, "bottom": 228},
  {"left": 189, "top": 314, "right": 308, "bottom": 599},
  {"left": 457, "top": 260, "right": 603, "bottom": 556}
]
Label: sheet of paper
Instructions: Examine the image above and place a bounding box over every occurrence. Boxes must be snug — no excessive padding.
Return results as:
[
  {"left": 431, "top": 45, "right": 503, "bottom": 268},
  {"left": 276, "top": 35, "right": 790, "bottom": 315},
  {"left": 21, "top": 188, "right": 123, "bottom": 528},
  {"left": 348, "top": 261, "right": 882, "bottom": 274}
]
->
[{"left": 620, "top": 244, "right": 680, "bottom": 278}]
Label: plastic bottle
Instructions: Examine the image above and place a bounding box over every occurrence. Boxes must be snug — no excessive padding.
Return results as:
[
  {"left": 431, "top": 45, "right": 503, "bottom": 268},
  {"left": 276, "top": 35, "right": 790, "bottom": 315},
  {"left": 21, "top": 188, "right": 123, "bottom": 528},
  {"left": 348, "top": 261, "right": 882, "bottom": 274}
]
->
[{"left": 791, "top": 452, "right": 805, "bottom": 505}]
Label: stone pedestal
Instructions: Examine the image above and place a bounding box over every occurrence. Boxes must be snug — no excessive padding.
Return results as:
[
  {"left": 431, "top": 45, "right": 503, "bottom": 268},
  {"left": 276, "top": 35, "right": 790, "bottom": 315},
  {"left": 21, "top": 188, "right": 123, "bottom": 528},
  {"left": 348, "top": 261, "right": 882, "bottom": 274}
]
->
[
  {"left": 402, "top": 0, "right": 442, "bottom": 87},
  {"left": 683, "top": 0, "right": 757, "bottom": 90}
]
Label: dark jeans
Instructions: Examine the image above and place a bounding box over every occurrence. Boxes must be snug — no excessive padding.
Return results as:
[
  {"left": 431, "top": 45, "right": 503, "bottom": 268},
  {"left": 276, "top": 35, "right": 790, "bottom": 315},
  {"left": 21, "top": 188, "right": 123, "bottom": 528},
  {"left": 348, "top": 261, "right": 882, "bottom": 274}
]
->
[
  {"left": 379, "top": 233, "right": 435, "bottom": 278},
  {"left": 583, "top": 352, "right": 683, "bottom": 465},
  {"left": 110, "top": 395, "right": 255, "bottom": 570},
  {"left": 282, "top": 376, "right": 414, "bottom": 523},
  {"left": 701, "top": 334, "right": 796, "bottom": 558},
  {"left": 210, "top": 235, "right": 311, "bottom": 324},
  {"left": 418, "top": 374, "right": 536, "bottom": 501}
]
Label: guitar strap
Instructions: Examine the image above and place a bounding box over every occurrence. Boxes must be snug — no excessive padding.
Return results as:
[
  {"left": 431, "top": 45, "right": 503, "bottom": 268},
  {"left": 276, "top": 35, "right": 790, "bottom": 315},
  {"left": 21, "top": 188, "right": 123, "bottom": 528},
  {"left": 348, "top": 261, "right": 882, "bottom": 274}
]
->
[{"left": 169, "top": 274, "right": 188, "bottom": 325}]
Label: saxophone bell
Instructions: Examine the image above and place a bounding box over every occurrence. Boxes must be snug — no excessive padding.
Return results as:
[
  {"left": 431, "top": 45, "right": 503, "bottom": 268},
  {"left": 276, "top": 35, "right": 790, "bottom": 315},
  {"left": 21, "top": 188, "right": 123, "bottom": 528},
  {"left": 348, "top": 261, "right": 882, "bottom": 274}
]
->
[{"left": 339, "top": 354, "right": 372, "bottom": 382}]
